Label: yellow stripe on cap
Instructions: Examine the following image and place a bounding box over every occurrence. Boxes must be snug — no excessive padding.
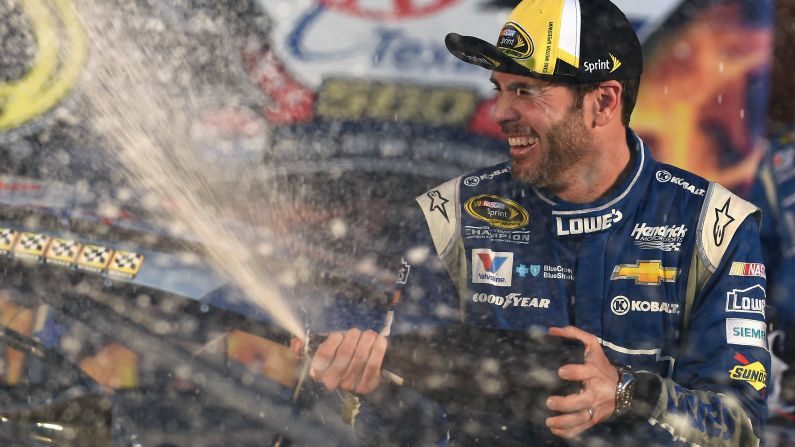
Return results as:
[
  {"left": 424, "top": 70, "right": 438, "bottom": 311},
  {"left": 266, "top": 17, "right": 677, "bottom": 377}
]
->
[{"left": 497, "top": 0, "right": 575, "bottom": 76}]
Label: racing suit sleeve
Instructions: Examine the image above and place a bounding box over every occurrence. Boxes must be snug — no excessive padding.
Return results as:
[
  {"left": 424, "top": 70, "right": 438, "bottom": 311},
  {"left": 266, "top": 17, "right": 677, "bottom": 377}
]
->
[{"left": 628, "top": 216, "right": 770, "bottom": 446}]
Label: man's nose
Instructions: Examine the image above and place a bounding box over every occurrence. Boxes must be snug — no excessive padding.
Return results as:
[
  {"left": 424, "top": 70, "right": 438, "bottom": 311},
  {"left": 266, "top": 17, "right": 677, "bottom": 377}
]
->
[{"left": 492, "top": 94, "right": 519, "bottom": 126}]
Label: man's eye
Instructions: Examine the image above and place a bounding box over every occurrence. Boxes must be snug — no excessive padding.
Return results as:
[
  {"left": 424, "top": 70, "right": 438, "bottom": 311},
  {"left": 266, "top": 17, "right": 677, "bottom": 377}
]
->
[{"left": 515, "top": 87, "right": 536, "bottom": 97}]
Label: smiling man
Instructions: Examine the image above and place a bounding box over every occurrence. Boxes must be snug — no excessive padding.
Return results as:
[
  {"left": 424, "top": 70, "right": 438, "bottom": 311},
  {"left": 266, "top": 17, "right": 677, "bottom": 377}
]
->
[{"left": 306, "top": 0, "right": 770, "bottom": 445}]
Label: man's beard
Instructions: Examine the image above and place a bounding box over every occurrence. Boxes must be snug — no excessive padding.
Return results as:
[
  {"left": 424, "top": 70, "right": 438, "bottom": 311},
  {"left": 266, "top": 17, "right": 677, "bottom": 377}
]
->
[{"left": 510, "top": 106, "right": 589, "bottom": 188}]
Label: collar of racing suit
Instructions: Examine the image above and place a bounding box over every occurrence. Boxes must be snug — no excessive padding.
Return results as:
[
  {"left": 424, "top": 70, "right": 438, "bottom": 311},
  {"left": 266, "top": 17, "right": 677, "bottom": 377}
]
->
[{"left": 531, "top": 129, "right": 653, "bottom": 238}]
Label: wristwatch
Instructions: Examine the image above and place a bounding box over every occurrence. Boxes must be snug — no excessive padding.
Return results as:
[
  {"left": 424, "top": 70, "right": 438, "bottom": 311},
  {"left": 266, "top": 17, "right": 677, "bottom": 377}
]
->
[{"left": 614, "top": 366, "right": 636, "bottom": 417}]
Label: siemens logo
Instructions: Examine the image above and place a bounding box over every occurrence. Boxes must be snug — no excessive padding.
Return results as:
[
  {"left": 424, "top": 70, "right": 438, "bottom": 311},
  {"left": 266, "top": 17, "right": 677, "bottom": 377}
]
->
[{"left": 726, "top": 318, "right": 767, "bottom": 350}]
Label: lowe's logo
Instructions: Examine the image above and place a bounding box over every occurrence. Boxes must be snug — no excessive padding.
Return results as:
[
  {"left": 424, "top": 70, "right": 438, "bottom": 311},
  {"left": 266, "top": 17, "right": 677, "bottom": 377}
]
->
[{"left": 555, "top": 209, "right": 623, "bottom": 236}]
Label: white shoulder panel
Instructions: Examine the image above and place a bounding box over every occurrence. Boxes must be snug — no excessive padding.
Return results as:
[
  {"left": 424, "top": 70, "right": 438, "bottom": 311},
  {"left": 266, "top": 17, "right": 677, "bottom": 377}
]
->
[
  {"left": 416, "top": 177, "right": 461, "bottom": 257},
  {"left": 696, "top": 182, "right": 760, "bottom": 272}
]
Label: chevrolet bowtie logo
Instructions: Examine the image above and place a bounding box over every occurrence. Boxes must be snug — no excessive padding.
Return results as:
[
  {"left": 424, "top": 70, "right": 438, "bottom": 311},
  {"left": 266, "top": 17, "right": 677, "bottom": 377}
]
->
[{"left": 610, "top": 261, "right": 678, "bottom": 285}]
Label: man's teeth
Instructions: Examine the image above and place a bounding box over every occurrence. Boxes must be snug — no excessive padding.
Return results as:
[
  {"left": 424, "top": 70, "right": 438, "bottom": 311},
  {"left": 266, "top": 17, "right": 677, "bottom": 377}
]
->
[{"left": 508, "top": 136, "right": 538, "bottom": 147}]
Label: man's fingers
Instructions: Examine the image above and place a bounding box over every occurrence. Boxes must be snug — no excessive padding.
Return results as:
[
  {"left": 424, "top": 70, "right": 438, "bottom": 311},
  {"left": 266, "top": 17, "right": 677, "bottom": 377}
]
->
[
  {"left": 289, "top": 337, "right": 303, "bottom": 357},
  {"left": 339, "top": 330, "right": 378, "bottom": 390},
  {"left": 355, "top": 334, "right": 388, "bottom": 394},
  {"left": 310, "top": 332, "right": 344, "bottom": 376},
  {"left": 558, "top": 363, "right": 595, "bottom": 382},
  {"left": 546, "top": 407, "right": 593, "bottom": 432},
  {"left": 319, "top": 328, "right": 363, "bottom": 390},
  {"left": 546, "top": 392, "right": 591, "bottom": 413}
]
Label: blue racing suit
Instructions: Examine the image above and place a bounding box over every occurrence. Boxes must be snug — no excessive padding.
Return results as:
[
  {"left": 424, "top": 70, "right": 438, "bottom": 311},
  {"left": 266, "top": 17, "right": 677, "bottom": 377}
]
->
[{"left": 389, "top": 129, "right": 770, "bottom": 446}]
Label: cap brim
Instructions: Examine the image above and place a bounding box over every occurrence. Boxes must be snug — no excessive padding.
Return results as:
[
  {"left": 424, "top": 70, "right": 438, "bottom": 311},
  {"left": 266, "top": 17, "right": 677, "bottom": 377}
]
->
[{"left": 445, "top": 33, "right": 564, "bottom": 82}]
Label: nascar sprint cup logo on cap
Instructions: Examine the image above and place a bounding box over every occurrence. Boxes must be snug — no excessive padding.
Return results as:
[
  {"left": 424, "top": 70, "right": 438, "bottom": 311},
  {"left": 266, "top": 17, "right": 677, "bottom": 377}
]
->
[{"left": 497, "top": 22, "right": 534, "bottom": 59}]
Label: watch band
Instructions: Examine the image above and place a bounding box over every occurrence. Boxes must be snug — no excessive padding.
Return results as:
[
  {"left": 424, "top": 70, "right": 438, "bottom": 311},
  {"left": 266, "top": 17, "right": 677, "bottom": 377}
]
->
[{"left": 614, "top": 366, "right": 636, "bottom": 417}]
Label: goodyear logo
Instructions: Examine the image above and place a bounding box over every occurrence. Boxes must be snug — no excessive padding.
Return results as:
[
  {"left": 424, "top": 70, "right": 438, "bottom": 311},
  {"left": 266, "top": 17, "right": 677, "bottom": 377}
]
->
[
  {"left": 496, "top": 22, "right": 534, "bottom": 60},
  {"left": 729, "top": 353, "right": 767, "bottom": 391},
  {"left": 610, "top": 261, "right": 678, "bottom": 285},
  {"left": 0, "top": 0, "right": 87, "bottom": 136},
  {"left": 465, "top": 194, "right": 529, "bottom": 230}
]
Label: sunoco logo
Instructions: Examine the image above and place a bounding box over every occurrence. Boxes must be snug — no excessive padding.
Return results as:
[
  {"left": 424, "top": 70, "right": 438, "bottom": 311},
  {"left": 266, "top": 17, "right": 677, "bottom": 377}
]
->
[
  {"left": 610, "top": 296, "right": 680, "bottom": 316},
  {"left": 632, "top": 223, "right": 687, "bottom": 252},
  {"left": 729, "top": 353, "right": 767, "bottom": 391},
  {"left": 465, "top": 195, "right": 529, "bottom": 229}
]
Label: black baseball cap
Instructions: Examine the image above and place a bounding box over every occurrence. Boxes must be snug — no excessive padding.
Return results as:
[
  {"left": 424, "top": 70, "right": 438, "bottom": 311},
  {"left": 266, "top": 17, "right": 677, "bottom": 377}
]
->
[{"left": 445, "top": 0, "right": 643, "bottom": 83}]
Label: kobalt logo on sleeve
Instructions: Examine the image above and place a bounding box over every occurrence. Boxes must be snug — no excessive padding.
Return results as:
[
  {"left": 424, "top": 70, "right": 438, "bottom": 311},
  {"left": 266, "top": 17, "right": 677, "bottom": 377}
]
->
[
  {"left": 655, "top": 170, "right": 705, "bottom": 196},
  {"left": 555, "top": 209, "right": 622, "bottom": 236},
  {"left": 726, "top": 318, "right": 768, "bottom": 350},
  {"left": 610, "top": 296, "right": 680, "bottom": 316},
  {"left": 472, "top": 249, "right": 513, "bottom": 287},
  {"left": 464, "top": 168, "right": 510, "bottom": 187},
  {"left": 725, "top": 284, "right": 766, "bottom": 316},
  {"left": 472, "top": 292, "right": 550, "bottom": 309}
]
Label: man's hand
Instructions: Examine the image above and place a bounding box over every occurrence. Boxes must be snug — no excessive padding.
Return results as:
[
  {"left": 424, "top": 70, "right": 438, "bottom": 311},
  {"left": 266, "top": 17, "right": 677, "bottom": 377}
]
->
[
  {"left": 291, "top": 328, "right": 388, "bottom": 394},
  {"left": 545, "top": 326, "right": 619, "bottom": 439}
]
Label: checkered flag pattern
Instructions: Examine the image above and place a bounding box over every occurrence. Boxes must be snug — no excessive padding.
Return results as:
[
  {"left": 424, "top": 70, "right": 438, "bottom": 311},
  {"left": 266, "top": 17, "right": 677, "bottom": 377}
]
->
[
  {"left": 109, "top": 250, "right": 144, "bottom": 277},
  {"left": 15, "top": 232, "right": 50, "bottom": 256},
  {"left": 46, "top": 238, "right": 81, "bottom": 263},
  {"left": 0, "top": 228, "right": 18, "bottom": 251},
  {"left": 78, "top": 244, "right": 113, "bottom": 269}
]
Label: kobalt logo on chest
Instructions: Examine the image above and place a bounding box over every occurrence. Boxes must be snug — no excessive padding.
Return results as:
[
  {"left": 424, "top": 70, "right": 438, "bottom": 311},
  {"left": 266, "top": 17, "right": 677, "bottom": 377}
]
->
[{"left": 556, "top": 209, "right": 623, "bottom": 236}]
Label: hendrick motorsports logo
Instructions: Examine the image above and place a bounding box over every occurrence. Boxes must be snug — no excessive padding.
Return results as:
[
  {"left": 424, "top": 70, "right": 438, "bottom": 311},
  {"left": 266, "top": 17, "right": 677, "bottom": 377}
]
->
[
  {"left": 610, "top": 296, "right": 680, "bottom": 316},
  {"left": 631, "top": 222, "right": 687, "bottom": 252}
]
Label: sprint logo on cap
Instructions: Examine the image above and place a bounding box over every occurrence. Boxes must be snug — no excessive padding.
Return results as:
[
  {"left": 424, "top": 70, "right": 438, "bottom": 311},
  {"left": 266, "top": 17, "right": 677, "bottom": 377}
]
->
[{"left": 584, "top": 54, "right": 622, "bottom": 74}]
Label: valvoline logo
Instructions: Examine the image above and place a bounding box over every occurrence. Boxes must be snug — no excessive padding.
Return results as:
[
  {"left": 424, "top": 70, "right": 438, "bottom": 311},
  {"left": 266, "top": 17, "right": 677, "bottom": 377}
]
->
[
  {"left": 478, "top": 252, "right": 508, "bottom": 273},
  {"left": 472, "top": 248, "right": 513, "bottom": 287}
]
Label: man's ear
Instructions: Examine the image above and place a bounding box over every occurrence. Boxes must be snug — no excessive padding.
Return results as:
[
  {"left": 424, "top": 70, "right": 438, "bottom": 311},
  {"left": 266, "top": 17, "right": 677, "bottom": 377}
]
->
[{"left": 591, "top": 81, "right": 622, "bottom": 127}]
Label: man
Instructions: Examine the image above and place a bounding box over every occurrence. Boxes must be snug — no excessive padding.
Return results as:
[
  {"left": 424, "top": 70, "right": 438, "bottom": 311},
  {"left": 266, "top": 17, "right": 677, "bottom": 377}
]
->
[{"left": 304, "top": 0, "right": 770, "bottom": 444}]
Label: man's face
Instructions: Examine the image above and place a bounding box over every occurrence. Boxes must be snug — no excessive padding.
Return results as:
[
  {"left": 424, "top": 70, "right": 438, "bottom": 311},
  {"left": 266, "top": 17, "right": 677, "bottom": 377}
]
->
[{"left": 490, "top": 71, "right": 591, "bottom": 189}]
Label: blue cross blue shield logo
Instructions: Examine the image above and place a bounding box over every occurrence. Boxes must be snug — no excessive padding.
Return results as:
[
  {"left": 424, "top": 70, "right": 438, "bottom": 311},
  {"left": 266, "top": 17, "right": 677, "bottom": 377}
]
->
[{"left": 530, "top": 265, "right": 541, "bottom": 277}]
